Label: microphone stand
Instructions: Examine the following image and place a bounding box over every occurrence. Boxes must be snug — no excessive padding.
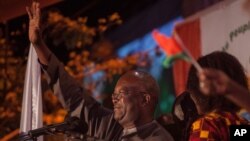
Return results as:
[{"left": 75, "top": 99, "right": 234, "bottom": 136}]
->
[
  {"left": 19, "top": 122, "right": 67, "bottom": 141},
  {"left": 19, "top": 116, "right": 89, "bottom": 141}
]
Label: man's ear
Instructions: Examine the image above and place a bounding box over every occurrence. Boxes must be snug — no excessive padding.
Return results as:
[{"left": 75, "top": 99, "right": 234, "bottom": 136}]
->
[{"left": 141, "top": 93, "right": 151, "bottom": 106}]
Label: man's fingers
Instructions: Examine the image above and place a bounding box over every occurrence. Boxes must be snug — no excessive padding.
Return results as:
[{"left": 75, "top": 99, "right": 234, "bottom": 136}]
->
[
  {"left": 31, "top": 2, "right": 35, "bottom": 14},
  {"left": 27, "top": 2, "right": 39, "bottom": 20},
  {"left": 34, "top": 2, "right": 37, "bottom": 16},
  {"left": 26, "top": 7, "right": 32, "bottom": 19},
  {"left": 35, "top": 3, "right": 41, "bottom": 21}
]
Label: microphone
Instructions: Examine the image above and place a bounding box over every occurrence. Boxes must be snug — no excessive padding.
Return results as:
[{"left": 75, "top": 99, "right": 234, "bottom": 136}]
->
[
  {"left": 65, "top": 116, "right": 88, "bottom": 133},
  {"left": 26, "top": 116, "right": 88, "bottom": 139}
]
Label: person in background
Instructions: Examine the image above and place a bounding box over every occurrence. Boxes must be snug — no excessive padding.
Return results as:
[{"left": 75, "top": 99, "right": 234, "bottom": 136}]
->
[
  {"left": 198, "top": 68, "right": 250, "bottom": 117},
  {"left": 186, "top": 51, "right": 249, "bottom": 141},
  {"left": 157, "top": 91, "right": 198, "bottom": 141},
  {"left": 172, "top": 91, "right": 198, "bottom": 141},
  {"left": 26, "top": 2, "right": 173, "bottom": 141}
]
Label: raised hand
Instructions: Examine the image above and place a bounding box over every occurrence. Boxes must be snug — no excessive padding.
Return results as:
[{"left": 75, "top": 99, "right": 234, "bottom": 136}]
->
[
  {"left": 26, "top": 2, "right": 50, "bottom": 65},
  {"left": 26, "top": 2, "right": 42, "bottom": 46},
  {"left": 198, "top": 69, "right": 232, "bottom": 96}
]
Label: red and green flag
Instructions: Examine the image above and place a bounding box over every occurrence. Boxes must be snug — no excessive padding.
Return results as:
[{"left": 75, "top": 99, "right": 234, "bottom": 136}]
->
[
  {"left": 152, "top": 29, "right": 202, "bottom": 72},
  {"left": 152, "top": 29, "right": 190, "bottom": 68}
]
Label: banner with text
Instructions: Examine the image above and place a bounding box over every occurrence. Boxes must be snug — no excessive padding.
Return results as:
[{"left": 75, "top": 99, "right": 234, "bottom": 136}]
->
[{"left": 200, "top": 0, "right": 250, "bottom": 76}]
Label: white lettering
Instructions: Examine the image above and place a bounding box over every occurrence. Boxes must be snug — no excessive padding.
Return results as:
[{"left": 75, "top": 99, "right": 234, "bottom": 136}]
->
[
  {"left": 234, "top": 129, "right": 247, "bottom": 136},
  {"left": 241, "top": 129, "right": 247, "bottom": 136},
  {"left": 234, "top": 129, "right": 241, "bottom": 136}
]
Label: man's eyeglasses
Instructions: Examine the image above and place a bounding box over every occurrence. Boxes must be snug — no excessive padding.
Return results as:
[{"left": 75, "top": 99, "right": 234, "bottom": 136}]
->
[{"left": 111, "top": 91, "right": 146, "bottom": 100}]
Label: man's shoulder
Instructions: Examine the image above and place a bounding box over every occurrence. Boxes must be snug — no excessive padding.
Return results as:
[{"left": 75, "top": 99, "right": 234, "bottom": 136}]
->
[
  {"left": 146, "top": 121, "right": 174, "bottom": 141},
  {"left": 144, "top": 136, "right": 174, "bottom": 141}
]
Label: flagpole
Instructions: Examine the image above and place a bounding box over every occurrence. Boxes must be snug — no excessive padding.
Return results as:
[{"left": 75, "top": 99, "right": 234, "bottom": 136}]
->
[
  {"left": 20, "top": 44, "right": 43, "bottom": 141},
  {"left": 173, "top": 30, "right": 203, "bottom": 73}
]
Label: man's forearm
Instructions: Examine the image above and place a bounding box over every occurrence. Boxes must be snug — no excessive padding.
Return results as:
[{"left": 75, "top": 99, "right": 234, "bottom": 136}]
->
[{"left": 33, "top": 41, "right": 51, "bottom": 65}]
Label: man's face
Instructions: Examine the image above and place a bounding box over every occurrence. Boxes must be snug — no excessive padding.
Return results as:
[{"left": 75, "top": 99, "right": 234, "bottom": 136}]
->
[{"left": 112, "top": 77, "right": 144, "bottom": 127}]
